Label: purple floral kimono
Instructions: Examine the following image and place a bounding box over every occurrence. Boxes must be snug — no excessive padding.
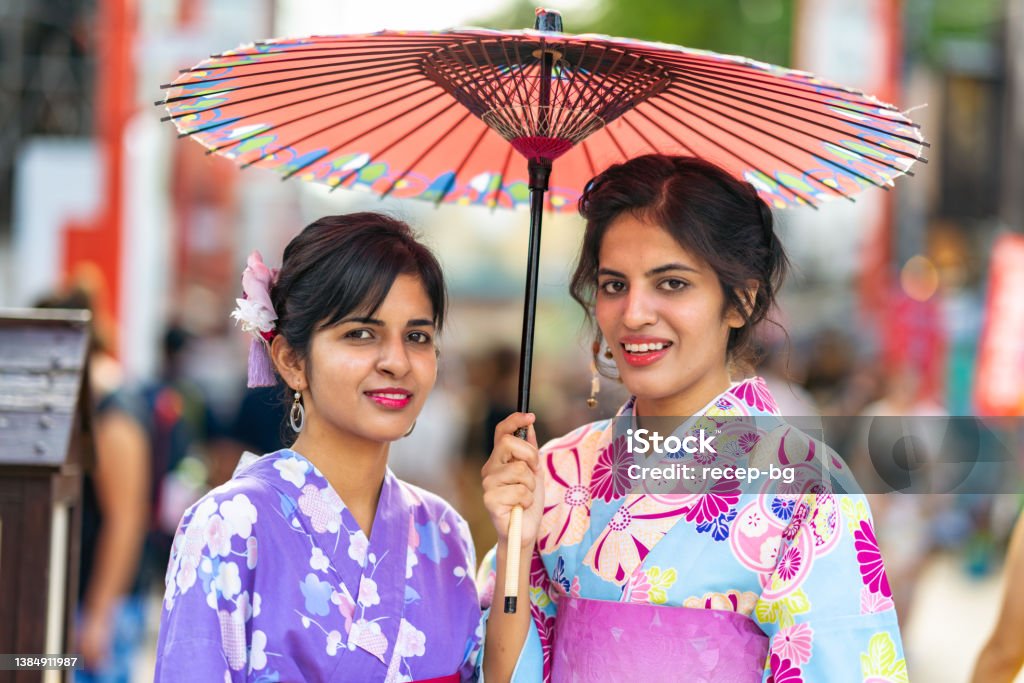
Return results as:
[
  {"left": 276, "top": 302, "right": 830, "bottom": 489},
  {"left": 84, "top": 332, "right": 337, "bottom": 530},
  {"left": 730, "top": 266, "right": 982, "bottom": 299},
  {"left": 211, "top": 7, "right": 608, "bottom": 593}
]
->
[{"left": 156, "top": 449, "right": 482, "bottom": 682}]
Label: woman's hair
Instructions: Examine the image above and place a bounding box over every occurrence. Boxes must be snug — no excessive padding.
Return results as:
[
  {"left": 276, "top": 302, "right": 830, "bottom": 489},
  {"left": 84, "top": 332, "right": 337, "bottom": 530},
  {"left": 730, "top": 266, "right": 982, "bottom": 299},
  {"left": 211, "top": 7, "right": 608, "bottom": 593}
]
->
[
  {"left": 569, "top": 154, "right": 789, "bottom": 367},
  {"left": 270, "top": 212, "right": 447, "bottom": 370}
]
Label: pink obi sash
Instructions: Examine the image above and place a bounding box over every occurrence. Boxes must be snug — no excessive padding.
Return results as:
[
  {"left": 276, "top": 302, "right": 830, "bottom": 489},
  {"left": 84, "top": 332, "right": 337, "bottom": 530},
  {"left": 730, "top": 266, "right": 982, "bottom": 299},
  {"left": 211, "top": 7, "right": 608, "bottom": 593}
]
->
[
  {"left": 410, "top": 674, "right": 459, "bottom": 683},
  {"left": 552, "top": 597, "right": 768, "bottom": 683}
]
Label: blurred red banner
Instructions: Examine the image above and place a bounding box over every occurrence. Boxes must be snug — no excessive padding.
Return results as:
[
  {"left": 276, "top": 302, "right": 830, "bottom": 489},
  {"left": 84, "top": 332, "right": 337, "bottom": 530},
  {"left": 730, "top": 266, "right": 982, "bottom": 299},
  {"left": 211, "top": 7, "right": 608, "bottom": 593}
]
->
[{"left": 975, "top": 233, "right": 1024, "bottom": 415}]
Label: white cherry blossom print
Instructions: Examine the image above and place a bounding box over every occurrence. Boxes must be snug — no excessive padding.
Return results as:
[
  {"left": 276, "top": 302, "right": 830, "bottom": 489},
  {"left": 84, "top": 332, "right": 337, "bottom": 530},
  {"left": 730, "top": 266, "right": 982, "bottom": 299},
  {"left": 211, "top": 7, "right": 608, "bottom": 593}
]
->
[
  {"left": 204, "top": 515, "right": 233, "bottom": 557},
  {"left": 235, "top": 591, "right": 253, "bottom": 622},
  {"left": 191, "top": 497, "right": 218, "bottom": 526},
  {"left": 219, "top": 494, "right": 258, "bottom": 538},
  {"left": 274, "top": 456, "right": 309, "bottom": 488},
  {"left": 759, "top": 537, "right": 782, "bottom": 566},
  {"left": 348, "top": 531, "right": 369, "bottom": 565},
  {"left": 175, "top": 558, "right": 197, "bottom": 594},
  {"left": 246, "top": 536, "right": 258, "bottom": 570},
  {"left": 249, "top": 629, "right": 268, "bottom": 671},
  {"left": 215, "top": 561, "right": 242, "bottom": 600},
  {"left": 310, "top": 546, "right": 330, "bottom": 572},
  {"left": 740, "top": 509, "right": 769, "bottom": 538},
  {"left": 326, "top": 630, "right": 343, "bottom": 656},
  {"left": 406, "top": 547, "right": 419, "bottom": 579},
  {"left": 358, "top": 576, "right": 381, "bottom": 607},
  {"left": 395, "top": 619, "right": 427, "bottom": 658}
]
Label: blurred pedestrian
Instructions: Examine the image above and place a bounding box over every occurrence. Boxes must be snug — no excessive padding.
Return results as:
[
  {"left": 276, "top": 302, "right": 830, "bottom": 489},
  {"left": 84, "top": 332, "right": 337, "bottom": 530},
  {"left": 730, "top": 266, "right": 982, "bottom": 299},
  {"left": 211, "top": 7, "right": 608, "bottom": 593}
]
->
[
  {"left": 971, "top": 511, "right": 1024, "bottom": 682},
  {"left": 37, "top": 287, "right": 150, "bottom": 682}
]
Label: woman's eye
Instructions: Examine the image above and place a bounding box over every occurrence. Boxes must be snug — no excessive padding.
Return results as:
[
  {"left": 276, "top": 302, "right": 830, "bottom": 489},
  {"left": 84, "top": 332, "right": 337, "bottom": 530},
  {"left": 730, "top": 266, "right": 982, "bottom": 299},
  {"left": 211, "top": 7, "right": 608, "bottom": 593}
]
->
[
  {"left": 345, "top": 329, "right": 373, "bottom": 340},
  {"left": 659, "top": 278, "right": 689, "bottom": 291},
  {"left": 599, "top": 280, "right": 625, "bottom": 294},
  {"left": 408, "top": 331, "right": 432, "bottom": 344}
]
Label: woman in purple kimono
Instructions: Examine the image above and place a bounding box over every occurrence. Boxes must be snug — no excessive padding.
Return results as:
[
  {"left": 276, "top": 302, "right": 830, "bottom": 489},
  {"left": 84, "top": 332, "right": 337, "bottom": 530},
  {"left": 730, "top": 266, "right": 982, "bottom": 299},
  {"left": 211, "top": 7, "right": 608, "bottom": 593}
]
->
[
  {"left": 156, "top": 214, "right": 482, "bottom": 682},
  {"left": 480, "top": 156, "right": 906, "bottom": 682}
]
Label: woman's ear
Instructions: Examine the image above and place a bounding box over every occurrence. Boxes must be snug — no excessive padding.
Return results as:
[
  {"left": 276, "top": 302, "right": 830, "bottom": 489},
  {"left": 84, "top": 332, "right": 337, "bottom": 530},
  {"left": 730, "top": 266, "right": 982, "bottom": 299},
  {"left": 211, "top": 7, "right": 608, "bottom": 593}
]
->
[
  {"left": 726, "top": 280, "right": 760, "bottom": 329},
  {"left": 270, "top": 334, "right": 306, "bottom": 391}
]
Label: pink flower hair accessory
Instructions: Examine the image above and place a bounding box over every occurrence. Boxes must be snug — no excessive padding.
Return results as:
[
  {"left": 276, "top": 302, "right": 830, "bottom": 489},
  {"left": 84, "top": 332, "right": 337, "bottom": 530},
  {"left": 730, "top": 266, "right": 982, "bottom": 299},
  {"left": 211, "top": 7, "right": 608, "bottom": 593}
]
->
[{"left": 230, "top": 251, "right": 281, "bottom": 387}]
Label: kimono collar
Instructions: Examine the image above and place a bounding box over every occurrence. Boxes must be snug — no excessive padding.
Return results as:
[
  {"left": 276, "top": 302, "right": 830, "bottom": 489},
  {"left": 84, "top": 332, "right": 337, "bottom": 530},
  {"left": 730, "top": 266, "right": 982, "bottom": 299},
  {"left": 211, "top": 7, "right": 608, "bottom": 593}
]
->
[{"left": 616, "top": 376, "right": 781, "bottom": 423}]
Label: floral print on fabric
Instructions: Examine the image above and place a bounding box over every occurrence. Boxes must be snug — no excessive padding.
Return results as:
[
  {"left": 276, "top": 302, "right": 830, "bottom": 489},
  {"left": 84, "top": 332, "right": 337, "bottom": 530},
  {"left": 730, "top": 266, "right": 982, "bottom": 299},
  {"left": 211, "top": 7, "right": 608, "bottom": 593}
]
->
[
  {"left": 158, "top": 450, "right": 482, "bottom": 682},
  {"left": 479, "top": 377, "right": 905, "bottom": 683}
]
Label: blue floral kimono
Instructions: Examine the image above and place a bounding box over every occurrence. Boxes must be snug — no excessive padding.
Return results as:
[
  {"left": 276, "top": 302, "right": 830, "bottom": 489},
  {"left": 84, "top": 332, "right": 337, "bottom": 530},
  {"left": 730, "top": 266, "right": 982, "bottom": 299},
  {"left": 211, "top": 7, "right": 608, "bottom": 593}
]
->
[
  {"left": 157, "top": 449, "right": 482, "bottom": 682},
  {"left": 479, "top": 377, "right": 907, "bottom": 682}
]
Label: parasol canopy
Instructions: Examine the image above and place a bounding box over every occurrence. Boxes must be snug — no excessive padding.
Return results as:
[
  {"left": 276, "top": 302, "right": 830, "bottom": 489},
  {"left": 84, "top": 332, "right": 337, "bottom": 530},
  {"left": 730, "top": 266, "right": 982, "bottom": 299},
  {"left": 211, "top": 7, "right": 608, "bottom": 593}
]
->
[{"left": 160, "top": 13, "right": 925, "bottom": 213}]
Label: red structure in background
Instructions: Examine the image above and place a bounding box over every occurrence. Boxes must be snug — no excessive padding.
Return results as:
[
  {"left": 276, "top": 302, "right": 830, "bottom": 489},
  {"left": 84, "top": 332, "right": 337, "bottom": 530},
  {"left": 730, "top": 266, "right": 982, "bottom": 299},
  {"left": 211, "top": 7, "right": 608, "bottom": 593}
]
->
[
  {"left": 856, "top": 0, "right": 902, "bottom": 332},
  {"left": 61, "top": 0, "right": 135, "bottom": 355},
  {"left": 975, "top": 233, "right": 1024, "bottom": 416}
]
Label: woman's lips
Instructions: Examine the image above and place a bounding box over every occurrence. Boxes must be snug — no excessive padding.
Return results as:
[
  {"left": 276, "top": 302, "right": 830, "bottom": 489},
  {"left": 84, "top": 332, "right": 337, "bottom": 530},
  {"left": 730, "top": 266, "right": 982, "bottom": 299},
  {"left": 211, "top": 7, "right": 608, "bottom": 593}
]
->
[
  {"left": 620, "top": 340, "right": 673, "bottom": 367},
  {"left": 364, "top": 390, "right": 412, "bottom": 409}
]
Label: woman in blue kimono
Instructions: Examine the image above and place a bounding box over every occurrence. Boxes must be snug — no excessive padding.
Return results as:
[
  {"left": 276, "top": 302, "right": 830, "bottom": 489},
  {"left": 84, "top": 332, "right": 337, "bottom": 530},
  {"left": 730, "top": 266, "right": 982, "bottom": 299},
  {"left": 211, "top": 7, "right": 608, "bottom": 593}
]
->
[
  {"left": 157, "top": 213, "right": 482, "bottom": 682},
  {"left": 480, "top": 156, "right": 906, "bottom": 682}
]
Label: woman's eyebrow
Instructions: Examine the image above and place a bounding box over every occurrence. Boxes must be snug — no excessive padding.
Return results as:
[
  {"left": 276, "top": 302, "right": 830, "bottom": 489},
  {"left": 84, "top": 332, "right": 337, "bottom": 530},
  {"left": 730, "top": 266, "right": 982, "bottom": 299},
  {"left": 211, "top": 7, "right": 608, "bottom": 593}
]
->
[
  {"left": 647, "top": 263, "right": 698, "bottom": 276},
  {"left": 342, "top": 316, "right": 434, "bottom": 327},
  {"left": 597, "top": 264, "right": 698, "bottom": 278},
  {"left": 597, "top": 267, "right": 626, "bottom": 278}
]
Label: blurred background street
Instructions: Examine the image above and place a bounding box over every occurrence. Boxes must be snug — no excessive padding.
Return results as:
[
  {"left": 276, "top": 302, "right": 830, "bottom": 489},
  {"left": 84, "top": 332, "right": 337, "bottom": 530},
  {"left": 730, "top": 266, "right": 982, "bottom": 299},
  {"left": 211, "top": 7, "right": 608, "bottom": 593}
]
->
[{"left": 2, "top": 0, "right": 1024, "bottom": 680}]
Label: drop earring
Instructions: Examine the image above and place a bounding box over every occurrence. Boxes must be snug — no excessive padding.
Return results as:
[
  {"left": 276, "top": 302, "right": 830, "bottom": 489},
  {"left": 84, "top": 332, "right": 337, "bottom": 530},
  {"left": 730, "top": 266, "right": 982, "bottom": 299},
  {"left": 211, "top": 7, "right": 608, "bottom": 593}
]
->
[
  {"left": 289, "top": 390, "right": 305, "bottom": 433},
  {"left": 588, "top": 341, "right": 601, "bottom": 408}
]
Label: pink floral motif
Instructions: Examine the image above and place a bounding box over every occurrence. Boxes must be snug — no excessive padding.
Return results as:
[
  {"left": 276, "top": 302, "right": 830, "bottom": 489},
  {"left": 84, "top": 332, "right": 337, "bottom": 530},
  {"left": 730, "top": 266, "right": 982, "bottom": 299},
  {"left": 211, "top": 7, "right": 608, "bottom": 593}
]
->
[
  {"left": 623, "top": 570, "right": 652, "bottom": 603},
  {"left": 854, "top": 520, "right": 891, "bottom": 597},
  {"left": 738, "top": 431, "right": 761, "bottom": 453},
  {"left": 331, "top": 587, "right": 356, "bottom": 632},
  {"left": 584, "top": 496, "right": 691, "bottom": 583},
  {"left": 694, "top": 443, "right": 717, "bottom": 465},
  {"left": 684, "top": 476, "right": 741, "bottom": 525},
  {"left": 529, "top": 550, "right": 549, "bottom": 588},
  {"left": 590, "top": 436, "right": 633, "bottom": 502},
  {"left": 218, "top": 609, "right": 247, "bottom": 671},
  {"left": 569, "top": 576, "right": 582, "bottom": 598},
  {"left": 766, "top": 653, "right": 804, "bottom": 683},
  {"left": 730, "top": 377, "right": 780, "bottom": 414},
  {"left": 776, "top": 545, "right": 803, "bottom": 581},
  {"left": 538, "top": 444, "right": 598, "bottom": 552},
  {"left": 298, "top": 485, "right": 342, "bottom": 534},
  {"left": 532, "top": 604, "right": 556, "bottom": 683},
  {"left": 478, "top": 567, "right": 496, "bottom": 610},
  {"left": 205, "top": 515, "right": 232, "bottom": 557},
  {"left": 772, "top": 623, "right": 813, "bottom": 666},
  {"left": 782, "top": 501, "right": 809, "bottom": 542},
  {"left": 860, "top": 586, "right": 895, "bottom": 614},
  {"left": 525, "top": 551, "right": 557, "bottom": 682}
]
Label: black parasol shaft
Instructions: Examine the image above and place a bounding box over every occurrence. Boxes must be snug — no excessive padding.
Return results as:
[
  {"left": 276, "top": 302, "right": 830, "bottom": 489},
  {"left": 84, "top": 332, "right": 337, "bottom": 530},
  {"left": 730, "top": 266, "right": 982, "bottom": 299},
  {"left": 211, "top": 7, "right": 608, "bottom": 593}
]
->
[
  {"left": 515, "top": 158, "right": 552, "bottom": 421},
  {"left": 505, "top": 15, "right": 559, "bottom": 613}
]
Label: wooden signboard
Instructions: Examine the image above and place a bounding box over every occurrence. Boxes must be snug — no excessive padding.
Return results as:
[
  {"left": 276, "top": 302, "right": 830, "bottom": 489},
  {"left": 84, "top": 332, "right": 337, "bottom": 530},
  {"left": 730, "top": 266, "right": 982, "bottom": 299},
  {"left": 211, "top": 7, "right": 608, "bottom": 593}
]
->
[{"left": 0, "top": 309, "right": 93, "bottom": 682}]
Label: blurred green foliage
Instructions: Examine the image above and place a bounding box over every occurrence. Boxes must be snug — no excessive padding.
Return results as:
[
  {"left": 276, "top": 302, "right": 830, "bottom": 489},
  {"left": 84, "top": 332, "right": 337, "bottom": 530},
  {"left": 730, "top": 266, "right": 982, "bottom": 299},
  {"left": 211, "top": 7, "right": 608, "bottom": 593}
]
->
[
  {"left": 472, "top": 0, "right": 1007, "bottom": 68},
  {"left": 471, "top": 0, "right": 794, "bottom": 66}
]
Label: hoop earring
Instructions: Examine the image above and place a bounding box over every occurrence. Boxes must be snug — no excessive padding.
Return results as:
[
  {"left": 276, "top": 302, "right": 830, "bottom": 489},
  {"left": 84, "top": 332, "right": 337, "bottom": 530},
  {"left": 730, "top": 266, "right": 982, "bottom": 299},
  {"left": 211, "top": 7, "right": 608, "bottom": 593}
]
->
[
  {"left": 588, "top": 341, "right": 601, "bottom": 408},
  {"left": 404, "top": 420, "right": 416, "bottom": 438},
  {"left": 289, "top": 390, "right": 305, "bottom": 433}
]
